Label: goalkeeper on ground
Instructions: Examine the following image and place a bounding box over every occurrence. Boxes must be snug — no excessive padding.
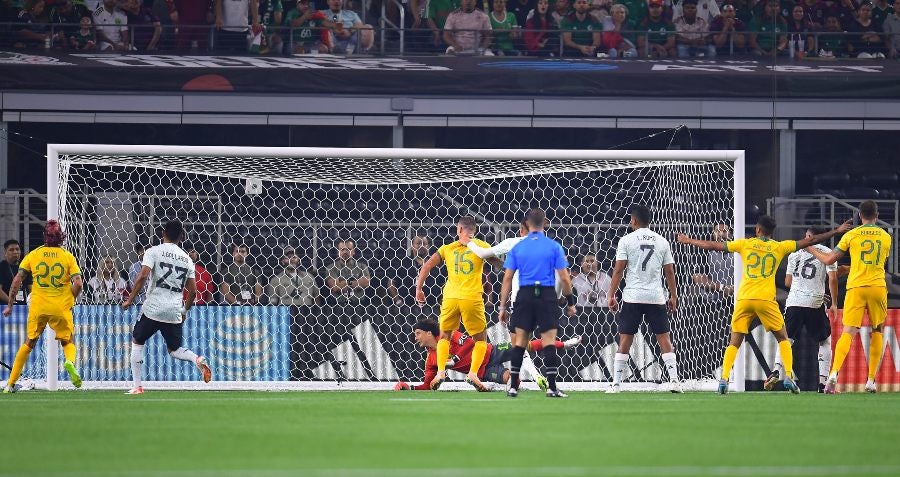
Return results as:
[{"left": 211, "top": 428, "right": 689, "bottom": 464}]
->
[{"left": 394, "top": 318, "right": 581, "bottom": 391}]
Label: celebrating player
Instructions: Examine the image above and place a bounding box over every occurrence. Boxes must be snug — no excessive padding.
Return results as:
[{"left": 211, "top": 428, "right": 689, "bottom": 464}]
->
[
  {"left": 764, "top": 226, "right": 840, "bottom": 393},
  {"left": 3, "top": 220, "right": 83, "bottom": 393},
  {"left": 677, "top": 215, "right": 850, "bottom": 394},
  {"left": 415, "top": 216, "right": 497, "bottom": 391},
  {"left": 394, "top": 318, "right": 581, "bottom": 391},
  {"left": 607, "top": 205, "right": 681, "bottom": 393},
  {"left": 122, "top": 220, "right": 212, "bottom": 395},
  {"left": 805, "top": 201, "right": 892, "bottom": 394}
]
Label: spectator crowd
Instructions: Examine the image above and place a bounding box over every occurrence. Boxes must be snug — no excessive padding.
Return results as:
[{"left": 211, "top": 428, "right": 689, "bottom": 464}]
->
[
  {"left": 0, "top": 230, "right": 628, "bottom": 315},
  {"left": 0, "top": 0, "right": 897, "bottom": 57}
]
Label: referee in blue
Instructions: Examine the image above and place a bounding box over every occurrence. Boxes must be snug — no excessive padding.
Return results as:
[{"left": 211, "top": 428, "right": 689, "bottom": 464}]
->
[{"left": 499, "top": 208, "right": 577, "bottom": 398}]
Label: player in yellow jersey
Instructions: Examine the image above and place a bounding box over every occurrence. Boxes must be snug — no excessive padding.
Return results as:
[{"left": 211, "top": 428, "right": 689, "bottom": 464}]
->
[
  {"left": 415, "top": 216, "right": 500, "bottom": 392},
  {"left": 678, "top": 215, "right": 850, "bottom": 394},
  {"left": 2, "top": 220, "right": 84, "bottom": 392},
  {"left": 805, "top": 201, "right": 892, "bottom": 394}
]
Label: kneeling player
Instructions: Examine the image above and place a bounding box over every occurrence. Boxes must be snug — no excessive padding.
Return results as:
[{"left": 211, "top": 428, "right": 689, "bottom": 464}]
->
[{"left": 394, "top": 318, "right": 581, "bottom": 391}]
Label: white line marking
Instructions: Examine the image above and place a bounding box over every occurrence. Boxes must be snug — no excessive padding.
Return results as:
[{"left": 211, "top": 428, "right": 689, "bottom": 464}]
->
[{"left": 16, "top": 465, "right": 900, "bottom": 477}]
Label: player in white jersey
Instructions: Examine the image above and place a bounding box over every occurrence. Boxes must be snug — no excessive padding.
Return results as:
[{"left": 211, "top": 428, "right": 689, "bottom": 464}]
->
[
  {"left": 461, "top": 218, "right": 581, "bottom": 392},
  {"left": 121, "top": 220, "right": 212, "bottom": 394},
  {"left": 607, "top": 205, "right": 680, "bottom": 393},
  {"left": 764, "top": 226, "right": 840, "bottom": 393},
  {"left": 465, "top": 219, "right": 569, "bottom": 307}
]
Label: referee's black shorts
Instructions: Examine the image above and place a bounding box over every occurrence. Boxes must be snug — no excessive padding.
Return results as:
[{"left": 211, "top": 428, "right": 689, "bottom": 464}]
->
[{"left": 511, "top": 286, "right": 560, "bottom": 334}]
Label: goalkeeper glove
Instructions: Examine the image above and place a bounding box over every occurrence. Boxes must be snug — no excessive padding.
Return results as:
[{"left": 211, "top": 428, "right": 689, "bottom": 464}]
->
[
  {"left": 393, "top": 381, "right": 411, "bottom": 391},
  {"left": 446, "top": 355, "right": 459, "bottom": 368}
]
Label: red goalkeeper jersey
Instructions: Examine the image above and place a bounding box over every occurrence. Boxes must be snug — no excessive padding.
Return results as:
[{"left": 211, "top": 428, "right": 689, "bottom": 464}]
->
[{"left": 413, "top": 330, "right": 494, "bottom": 390}]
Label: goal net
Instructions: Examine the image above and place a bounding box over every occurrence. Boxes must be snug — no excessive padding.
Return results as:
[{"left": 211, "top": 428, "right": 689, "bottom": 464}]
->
[{"left": 12, "top": 146, "right": 744, "bottom": 391}]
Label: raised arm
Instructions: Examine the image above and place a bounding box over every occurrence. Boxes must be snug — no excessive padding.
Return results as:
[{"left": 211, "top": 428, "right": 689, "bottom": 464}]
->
[
  {"left": 466, "top": 241, "right": 497, "bottom": 259},
  {"left": 469, "top": 238, "right": 520, "bottom": 266},
  {"left": 676, "top": 233, "right": 727, "bottom": 251},
  {"left": 795, "top": 220, "right": 852, "bottom": 251},
  {"left": 806, "top": 246, "right": 844, "bottom": 267}
]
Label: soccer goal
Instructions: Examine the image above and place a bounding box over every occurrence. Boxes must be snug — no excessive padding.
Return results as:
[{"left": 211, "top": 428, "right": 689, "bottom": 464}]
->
[{"left": 22, "top": 145, "right": 746, "bottom": 392}]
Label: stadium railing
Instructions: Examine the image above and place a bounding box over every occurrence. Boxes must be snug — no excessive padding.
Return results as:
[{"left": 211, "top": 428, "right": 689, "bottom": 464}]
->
[
  {"left": 767, "top": 195, "right": 899, "bottom": 279},
  {"left": 2, "top": 20, "right": 891, "bottom": 59},
  {"left": 0, "top": 189, "right": 48, "bottom": 254}
]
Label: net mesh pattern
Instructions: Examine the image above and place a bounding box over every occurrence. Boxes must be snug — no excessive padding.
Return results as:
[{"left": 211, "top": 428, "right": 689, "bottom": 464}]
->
[{"left": 9, "top": 151, "right": 737, "bottom": 390}]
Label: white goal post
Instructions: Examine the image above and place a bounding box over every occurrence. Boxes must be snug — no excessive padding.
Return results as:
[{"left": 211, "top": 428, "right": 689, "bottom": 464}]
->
[{"left": 26, "top": 145, "right": 746, "bottom": 392}]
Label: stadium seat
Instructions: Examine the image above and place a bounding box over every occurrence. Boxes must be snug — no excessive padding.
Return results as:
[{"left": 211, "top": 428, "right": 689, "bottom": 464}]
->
[
  {"left": 841, "top": 186, "right": 880, "bottom": 199},
  {"left": 812, "top": 173, "right": 851, "bottom": 192},
  {"left": 878, "top": 189, "right": 898, "bottom": 200},
  {"left": 863, "top": 173, "right": 899, "bottom": 191}
]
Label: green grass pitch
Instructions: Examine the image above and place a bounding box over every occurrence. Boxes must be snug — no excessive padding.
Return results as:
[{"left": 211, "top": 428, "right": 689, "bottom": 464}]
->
[{"left": 4, "top": 390, "right": 900, "bottom": 477}]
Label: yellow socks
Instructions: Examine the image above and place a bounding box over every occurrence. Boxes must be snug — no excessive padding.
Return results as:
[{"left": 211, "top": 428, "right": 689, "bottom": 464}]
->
[
  {"left": 778, "top": 340, "right": 794, "bottom": 379},
  {"left": 62, "top": 342, "right": 77, "bottom": 364},
  {"left": 8, "top": 343, "right": 33, "bottom": 387},
  {"left": 830, "top": 332, "right": 852, "bottom": 376},
  {"left": 868, "top": 332, "right": 883, "bottom": 380},
  {"left": 436, "top": 338, "right": 450, "bottom": 372},
  {"left": 721, "top": 345, "right": 739, "bottom": 381},
  {"left": 470, "top": 341, "right": 487, "bottom": 376}
]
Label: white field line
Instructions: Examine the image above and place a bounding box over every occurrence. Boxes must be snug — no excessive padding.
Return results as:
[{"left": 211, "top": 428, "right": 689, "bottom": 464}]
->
[{"left": 14, "top": 465, "right": 900, "bottom": 477}]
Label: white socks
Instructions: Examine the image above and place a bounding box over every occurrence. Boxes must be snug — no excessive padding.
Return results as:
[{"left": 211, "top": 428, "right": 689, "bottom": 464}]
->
[
  {"left": 170, "top": 347, "right": 200, "bottom": 364},
  {"left": 662, "top": 352, "right": 679, "bottom": 382},
  {"left": 521, "top": 351, "right": 540, "bottom": 380},
  {"left": 612, "top": 353, "right": 628, "bottom": 385},
  {"left": 130, "top": 343, "right": 144, "bottom": 388},
  {"left": 818, "top": 337, "right": 832, "bottom": 385}
]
